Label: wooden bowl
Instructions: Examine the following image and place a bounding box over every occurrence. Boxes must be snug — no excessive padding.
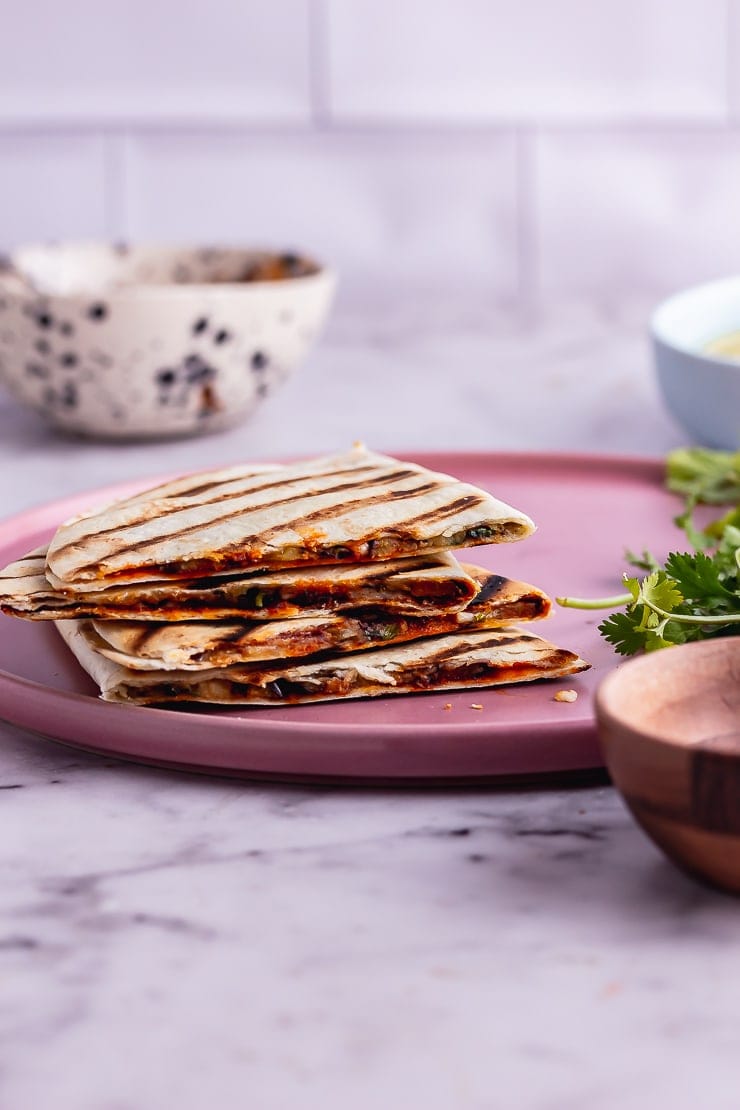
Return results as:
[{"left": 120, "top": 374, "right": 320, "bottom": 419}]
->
[{"left": 595, "top": 637, "right": 740, "bottom": 893}]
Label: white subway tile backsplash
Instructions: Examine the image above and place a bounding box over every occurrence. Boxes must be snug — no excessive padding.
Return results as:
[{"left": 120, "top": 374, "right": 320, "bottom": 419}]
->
[
  {"left": 124, "top": 131, "right": 519, "bottom": 303},
  {"left": 0, "top": 5, "right": 734, "bottom": 312},
  {"left": 327, "top": 0, "right": 728, "bottom": 123},
  {"left": 536, "top": 131, "right": 740, "bottom": 302},
  {"left": 0, "top": 0, "right": 312, "bottom": 123},
  {"left": 727, "top": 0, "right": 740, "bottom": 120},
  {"left": 0, "top": 134, "right": 107, "bottom": 248}
]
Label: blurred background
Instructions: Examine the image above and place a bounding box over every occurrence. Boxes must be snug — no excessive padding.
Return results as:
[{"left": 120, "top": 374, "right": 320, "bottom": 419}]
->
[
  {"left": 1, "top": 0, "right": 736, "bottom": 458},
  {"left": 1, "top": 0, "right": 735, "bottom": 316}
]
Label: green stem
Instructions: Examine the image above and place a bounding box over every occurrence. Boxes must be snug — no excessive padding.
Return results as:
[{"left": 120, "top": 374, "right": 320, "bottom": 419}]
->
[
  {"left": 646, "top": 603, "right": 740, "bottom": 626},
  {"left": 556, "top": 593, "right": 631, "bottom": 610}
]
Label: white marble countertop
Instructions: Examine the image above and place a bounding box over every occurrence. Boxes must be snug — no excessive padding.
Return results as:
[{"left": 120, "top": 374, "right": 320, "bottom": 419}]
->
[{"left": 2, "top": 300, "right": 736, "bottom": 1110}]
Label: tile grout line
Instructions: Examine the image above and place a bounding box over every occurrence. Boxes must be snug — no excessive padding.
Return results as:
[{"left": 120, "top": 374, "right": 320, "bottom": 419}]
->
[
  {"left": 0, "top": 118, "right": 736, "bottom": 138},
  {"left": 308, "top": 0, "right": 331, "bottom": 129},
  {"left": 726, "top": 0, "right": 736, "bottom": 124}
]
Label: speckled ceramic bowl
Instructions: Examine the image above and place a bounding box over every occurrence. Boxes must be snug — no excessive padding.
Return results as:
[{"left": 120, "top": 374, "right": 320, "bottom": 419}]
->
[{"left": 0, "top": 243, "right": 336, "bottom": 439}]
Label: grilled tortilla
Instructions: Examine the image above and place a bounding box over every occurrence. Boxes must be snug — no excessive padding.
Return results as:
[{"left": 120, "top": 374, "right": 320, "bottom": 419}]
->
[
  {"left": 0, "top": 549, "right": 484, "bottom": 621},
  {"left": 45, "top": 445, "right": 535, "bottom": 591},
  {"left": 88, "top": 567, "right": 552, "bottom": 670},
  {"left": 57, "top": 620, "right": 589, "bottom": 706}
]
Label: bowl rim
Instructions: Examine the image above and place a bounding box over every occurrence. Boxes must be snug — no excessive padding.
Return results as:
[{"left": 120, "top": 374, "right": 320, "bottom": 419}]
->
[
  {"left": 594, "top": 636, "right": 740, "bottom": 755},
  {"left": 0, "top": 241, "right": 337, "bottom": 300},
  {"left": 650, "top": 273, "right": 740, "bottom": 369}
]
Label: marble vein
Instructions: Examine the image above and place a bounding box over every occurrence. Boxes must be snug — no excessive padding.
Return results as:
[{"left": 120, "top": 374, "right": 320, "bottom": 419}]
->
[{"left": 0, "top": 301, "right": 734, "bottom": 1110}]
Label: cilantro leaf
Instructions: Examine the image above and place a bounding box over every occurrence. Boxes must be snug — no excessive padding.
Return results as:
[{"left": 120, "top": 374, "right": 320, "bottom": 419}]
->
[
  {"left": 666, "top": 447, "right": 740, "bottom": 505},
  {"left": 663, "top": 550, "right": 734, "bottom": 603},
  {"left": 559, "top": 448, "right": 740, "bottom": 657},
  {"left": 625, "top": 548, "right": 660, "bottom": 572},
  {"left": 598, "top": 612, "right": 647, "bottom": 656},
  {"left": 673, "top": 504, "right": 712, "bottom": 551},
  {"left": 636, "top": 571, "right": 684, "bottom": 614}
]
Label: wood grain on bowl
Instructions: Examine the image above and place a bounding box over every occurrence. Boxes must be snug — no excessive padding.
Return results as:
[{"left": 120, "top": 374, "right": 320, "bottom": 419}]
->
[{"left": 596, "top": 637, "right": 740, "bottom": 893}]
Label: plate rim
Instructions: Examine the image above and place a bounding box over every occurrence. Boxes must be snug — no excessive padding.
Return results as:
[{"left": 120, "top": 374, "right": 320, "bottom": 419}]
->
[
  {"left": 0, "top": 449, "right": 666, "bottom": 772},
  {"left": 3, "top": 447, "right": 665, "bottom": 527}
]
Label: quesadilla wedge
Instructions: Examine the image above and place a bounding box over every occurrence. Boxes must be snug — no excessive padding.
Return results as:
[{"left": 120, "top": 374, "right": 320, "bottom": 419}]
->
[
  {"left": 88, "top": 566, "right": 552, "bottom": 670},
  {"left": 56, "top": 620, "right": 589, "bottom": 706},
  {"left": 0, "top": 549, "right": 484, "bottom": 621},
  {"left": 45, "top": 444, "right": 535, "bottom": 591}
]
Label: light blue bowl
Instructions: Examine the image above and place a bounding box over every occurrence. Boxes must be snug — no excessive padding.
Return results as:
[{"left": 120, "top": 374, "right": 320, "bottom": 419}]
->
[{"left": 651, "top": 276, "right": 740, "bottom": 449}]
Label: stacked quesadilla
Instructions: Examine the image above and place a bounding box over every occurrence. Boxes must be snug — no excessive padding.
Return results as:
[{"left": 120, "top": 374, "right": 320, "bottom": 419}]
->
[{"left": 0, "top": 445, "right": 589, "bottom": 704}]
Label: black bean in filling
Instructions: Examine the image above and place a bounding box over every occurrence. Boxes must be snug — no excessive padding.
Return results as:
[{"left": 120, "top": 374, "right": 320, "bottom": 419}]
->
[
  {"left": 302, "top": 588, "right": 354, "bottom": 609},
  {"left": 403, "top": 579, "right": 468, "bottom": 601},
  {"left": 236, "top": 587, "right": 281, "bottom": 611}
]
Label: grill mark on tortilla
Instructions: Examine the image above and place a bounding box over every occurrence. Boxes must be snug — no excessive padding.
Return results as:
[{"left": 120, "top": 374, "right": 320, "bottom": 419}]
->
[
  {"left": 153, "top": 464, "right": 401, "bottom": 503},
  {"left": 473, "top": 574, "right": 508, "bottom": 605},
  {"left": 156, "top": 476, "right": 265, "bottom": 499},
  {"left": 254, "top": 480, "right": 441, "bottom": 544},
  {"left": 154, "top": 477, "right": 441, "bottom": 568},
  {"left": 64, "top": 469, "right": 428, "bottom": 575},
  {"left": 115, "top": 628, "right": 542, "bottom": 675},
  {"left": 390, "top": 493, "right": 488, "bottom": 531},
  {"left": 51, "top": 464, "right": 401, "bottom": 560},
  {"left": 403, "top": 630, "right": 534, "bottom": 667}
]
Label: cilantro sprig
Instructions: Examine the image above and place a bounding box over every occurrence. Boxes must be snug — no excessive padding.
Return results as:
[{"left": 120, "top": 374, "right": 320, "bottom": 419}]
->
[
  {"left": 666, "top": 446, "right": 740, "bottom": 505},
  {"left": 557, "top": 448, "right": 740, "bottom": 655}
]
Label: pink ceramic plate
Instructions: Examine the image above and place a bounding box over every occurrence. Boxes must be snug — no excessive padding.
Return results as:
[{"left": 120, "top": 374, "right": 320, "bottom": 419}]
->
[{"left": 0, "top": 452, "right": 681, "bottom": 782}]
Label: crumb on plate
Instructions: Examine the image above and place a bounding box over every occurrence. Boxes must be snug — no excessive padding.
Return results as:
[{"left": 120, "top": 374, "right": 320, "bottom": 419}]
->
[
  {"left": 554, "top": 689, "right": 578, "bottom": 703},
  {"left": 470, "top": 703, "right": 483, "bottom": 711}
]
